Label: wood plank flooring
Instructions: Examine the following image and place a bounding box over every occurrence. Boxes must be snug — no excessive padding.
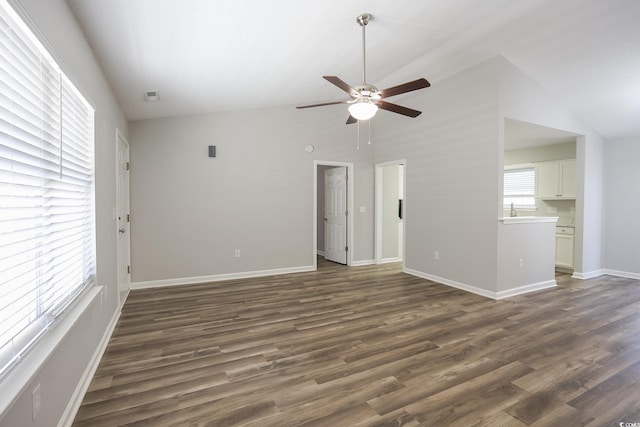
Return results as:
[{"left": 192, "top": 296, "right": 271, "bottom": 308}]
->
[{"left": 73, "top": 260, "right": 640, "bottom": 426}]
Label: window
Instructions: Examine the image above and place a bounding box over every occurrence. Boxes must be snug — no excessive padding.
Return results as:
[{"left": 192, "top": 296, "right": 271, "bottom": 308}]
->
[
  {"left": 0, "top": 0, "right": 95, "bottom": 380},
  {"left": 504, "top": 166, "right": 536, "bottom": 209}
]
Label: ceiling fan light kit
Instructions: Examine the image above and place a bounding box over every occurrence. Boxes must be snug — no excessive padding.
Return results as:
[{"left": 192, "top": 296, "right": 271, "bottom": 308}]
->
[
  {"left": 349, "top": 100, "right": 378, "bottom": 120},
  {"left": 297, "top": 13, "right": 430, "bottom": 124}
]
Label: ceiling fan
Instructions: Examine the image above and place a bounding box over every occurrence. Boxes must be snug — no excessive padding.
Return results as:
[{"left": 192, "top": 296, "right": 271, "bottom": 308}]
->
[{"left": 297, "top": 13, "right": 430, "bottom": 124}]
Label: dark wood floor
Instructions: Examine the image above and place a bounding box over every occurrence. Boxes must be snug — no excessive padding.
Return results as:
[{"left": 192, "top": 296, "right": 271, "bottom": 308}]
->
[{"left": 73, "top": 259, "right": 640, "bottom": 426}]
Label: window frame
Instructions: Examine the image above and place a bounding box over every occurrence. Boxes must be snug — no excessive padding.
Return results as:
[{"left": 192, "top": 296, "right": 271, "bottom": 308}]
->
[
  {"left": 503, "top": 164, "right": 537, "bottom": 211},
  {"left": 0, "top": 0, "right": 96, "bottom": 384}
]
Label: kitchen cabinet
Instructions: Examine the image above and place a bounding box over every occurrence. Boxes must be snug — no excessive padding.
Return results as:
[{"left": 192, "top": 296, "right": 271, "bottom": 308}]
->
[
  {"left": 556, "top": 226, "right": 574, "bottom": 269},
  {"left": 536, "top": 159, "right": 576, "bottom": 199}
]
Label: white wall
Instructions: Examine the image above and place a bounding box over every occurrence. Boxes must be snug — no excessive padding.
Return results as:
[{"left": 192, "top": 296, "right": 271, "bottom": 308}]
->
[
  {"left": 129, "top": 106, "right": 374, "bottom": 284},
  {"left": 603, "top": 136, "right": 640, "bottom": 277},
  {"left": 1, "top": 0, "right": 128, "bottom": 426}
]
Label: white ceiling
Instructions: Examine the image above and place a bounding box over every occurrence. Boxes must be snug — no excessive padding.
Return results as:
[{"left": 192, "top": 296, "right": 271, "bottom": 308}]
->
[{"left": 66, "top": 0, "right": 640, "bottom": 139}]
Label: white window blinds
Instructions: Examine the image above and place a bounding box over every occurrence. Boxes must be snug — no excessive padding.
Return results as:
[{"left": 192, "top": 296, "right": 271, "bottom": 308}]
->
[
  {"left": 504, "top": 167, "right": 535, "bottom": 208},
  {"left": 0, "top": 0, "right": 95, "bottom": 379}
]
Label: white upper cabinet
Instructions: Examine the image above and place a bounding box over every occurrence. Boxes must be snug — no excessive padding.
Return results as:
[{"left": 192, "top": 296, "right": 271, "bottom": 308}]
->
[{"left": 536, "top": 159, "right": 576, "bottom": 199}]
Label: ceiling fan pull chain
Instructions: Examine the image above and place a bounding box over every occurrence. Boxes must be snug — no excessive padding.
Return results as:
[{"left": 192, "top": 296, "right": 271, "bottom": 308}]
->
[
  {"left": 368, "top": 119, "right": 372, "bottom": 145},
  {"left": 356, "top": 120, "right": 360, "bottom": 150}
]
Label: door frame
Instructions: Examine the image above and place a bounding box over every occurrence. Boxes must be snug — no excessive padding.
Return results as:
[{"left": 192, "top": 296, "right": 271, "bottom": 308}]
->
[
  {"left": 313, "top": 160, "right": 354, "bottom": 269},
  {"left": 115, "top": 128, "right": 131, "bottom": 306},
  {"left": 375, "top": 159, "right": 406, "bottom": 265}
]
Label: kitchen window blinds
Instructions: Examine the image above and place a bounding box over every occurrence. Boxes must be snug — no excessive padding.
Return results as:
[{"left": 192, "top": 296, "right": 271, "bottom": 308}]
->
[
  {"left": 0, "top": 0, "right": 95, "bottom": 380},
  {"left": 504, "top": 166, "right": 535, "bottom": 208}
]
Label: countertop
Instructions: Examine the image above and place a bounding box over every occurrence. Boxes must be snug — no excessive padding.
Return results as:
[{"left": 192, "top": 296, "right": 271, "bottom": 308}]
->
[{"left": 499, "top": 216, "right": 559, "bottom": 224}]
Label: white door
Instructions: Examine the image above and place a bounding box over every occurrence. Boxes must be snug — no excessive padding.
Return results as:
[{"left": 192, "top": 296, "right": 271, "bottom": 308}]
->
[
  {"left": 324, "top": 167, "right": 348, "bottom": 264},
  {"left": 116, "top": 131, "right": 131, "bottom": 302}
]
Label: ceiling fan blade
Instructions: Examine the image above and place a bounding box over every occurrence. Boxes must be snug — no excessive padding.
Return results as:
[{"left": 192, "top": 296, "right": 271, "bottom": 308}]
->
[
  {"left": 346, "top": 115, "right": 357, "bottom": 124},
  {"left": 296, "top": 99, "right": 351, "bottom": 109},
  {"left": 379, "top": 78, "right": 430, "bottom": 99},
  {"left": 375, "top": 100, "right": 422, "bottom": 118},
  {"left": 323, "top": 76, "right": 357, "bottom": 96}
]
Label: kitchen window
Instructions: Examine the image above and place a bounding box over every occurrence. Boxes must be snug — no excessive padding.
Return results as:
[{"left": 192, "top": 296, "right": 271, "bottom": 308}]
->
[
  {"left": 504, "top": 166, "right": 536, "bottom": 209},
  {"left": 0, "top": 0, "right": 95, "bottom": 380}
]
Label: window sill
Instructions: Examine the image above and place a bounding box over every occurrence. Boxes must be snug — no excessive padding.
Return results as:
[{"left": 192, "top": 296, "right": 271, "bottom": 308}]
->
[{"left": 0, "top": 286, "right": 102, "bottom": 417}]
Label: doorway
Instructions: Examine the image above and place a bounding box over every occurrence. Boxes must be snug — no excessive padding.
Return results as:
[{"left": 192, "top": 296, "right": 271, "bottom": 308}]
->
[
  {"left": 375, "top": 160, "right": 405, "bottom": 265},
  {"left": 116, "top": 129, "right": 131, "bottom": 305},
  {"left": 314, "top": 161, "right": 354, "bottom": 269}
]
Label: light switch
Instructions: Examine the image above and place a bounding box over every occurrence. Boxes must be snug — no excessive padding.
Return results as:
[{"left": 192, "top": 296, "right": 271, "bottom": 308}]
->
[{"left": 359, "top": 206, "right": 366, "bottom": 213}]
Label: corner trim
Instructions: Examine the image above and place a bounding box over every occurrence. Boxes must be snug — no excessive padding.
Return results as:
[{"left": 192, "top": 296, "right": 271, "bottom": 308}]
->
[{"left": 131, "top": 265, "right": 316, "bottom": 289}]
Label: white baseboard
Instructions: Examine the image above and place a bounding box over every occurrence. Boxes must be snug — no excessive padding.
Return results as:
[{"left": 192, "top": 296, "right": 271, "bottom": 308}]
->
[
  {"left": 379, "top": 257, "right": 402, "bottom": 264},
  {"left": 494, "top": 280, "right": 557, "bottom": 300},
  {"left": 602, "top": 269, "right": 640, "bottom": 280},
  {"left": 404, "top": 268, "right": 497, "bottom": 299},
  {"left": 316, "top": 250, "right": 325, "bottom": 256},
  {"left": 404, "top": 268, "right": 556, "bottom": 300},
  {"left": 352, "top": 259, "right": 375, "bottom": 267},
  {"left": 572, "top": 269, "right": 604, "bottom": 280},
  {"left": 58, "top": 299, "right": 123, "bottom": 427},
  {"left": 131, "top": 265, "right": 316, "bottom": 289}
]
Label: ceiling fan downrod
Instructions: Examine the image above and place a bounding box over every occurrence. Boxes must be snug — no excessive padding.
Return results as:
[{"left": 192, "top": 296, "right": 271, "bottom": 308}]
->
[{"left": 356, "top": 13, "right": 371, "bottom": 85}]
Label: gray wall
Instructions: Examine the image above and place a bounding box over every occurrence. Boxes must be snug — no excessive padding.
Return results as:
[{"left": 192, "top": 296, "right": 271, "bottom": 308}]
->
[
  {"left": 374, "top": 57, "right": 502, "bottom": 293},
  {"left": 129, "top": 107, "right": 375, "bottom": 283},
  {"left": 2, "top": 0, "right": 128, "bottom": 425},
  {"left": 603, "top": 136, "right": 640, "bottom": 276}
]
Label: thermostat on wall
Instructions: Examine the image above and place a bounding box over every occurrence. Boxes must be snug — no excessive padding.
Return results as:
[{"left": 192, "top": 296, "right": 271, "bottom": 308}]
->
[{"left": 305, "top": 145, "right": 314, "bottom": 153}]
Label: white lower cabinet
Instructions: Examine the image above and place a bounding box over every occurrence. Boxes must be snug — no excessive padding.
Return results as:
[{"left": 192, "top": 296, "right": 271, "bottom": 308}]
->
[{"left": 555, "top": 227, "right": 574, "bottom": 269}]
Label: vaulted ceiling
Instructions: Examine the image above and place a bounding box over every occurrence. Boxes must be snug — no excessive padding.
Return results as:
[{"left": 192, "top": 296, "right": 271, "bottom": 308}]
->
[{"left": 67, "top": 0, "right": 640, "bottom": 140}]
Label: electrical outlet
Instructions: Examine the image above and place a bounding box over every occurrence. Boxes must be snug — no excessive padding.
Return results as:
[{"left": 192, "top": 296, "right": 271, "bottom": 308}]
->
[
  {"left": 434, "top": 251, "right": 440, "bottom": 260},
  {"left": 519, "top": 258, "right": 524, "bottom": 268},
  {"left": 234, "top": 249, "right": 241, "bottom": 258},
  {"left": 32, "top": 383, "right": 41, "bottom": 420}
]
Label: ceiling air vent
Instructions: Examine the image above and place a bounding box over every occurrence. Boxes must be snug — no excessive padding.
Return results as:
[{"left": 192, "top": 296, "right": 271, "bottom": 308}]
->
[{"left": 144, "top": 90, "right": 159, "bottom": 102}]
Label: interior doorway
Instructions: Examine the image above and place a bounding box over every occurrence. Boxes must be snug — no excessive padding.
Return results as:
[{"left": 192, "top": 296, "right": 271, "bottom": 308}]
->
[
  {"left": 116, "top": 129, "right": 131, "bottom": 305},
  {"left": 375, "top": 160, "right": 405, "bottom": 265},
  {"left": 314, "top": 161, "right": 354, "bottom": 269}
]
